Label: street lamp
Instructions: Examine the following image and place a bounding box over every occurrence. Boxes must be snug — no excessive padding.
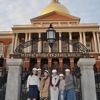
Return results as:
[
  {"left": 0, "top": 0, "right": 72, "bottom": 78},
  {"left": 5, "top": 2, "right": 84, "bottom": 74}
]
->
[{"left": 46, "top": 24, "right": 56, "bottom": 50}]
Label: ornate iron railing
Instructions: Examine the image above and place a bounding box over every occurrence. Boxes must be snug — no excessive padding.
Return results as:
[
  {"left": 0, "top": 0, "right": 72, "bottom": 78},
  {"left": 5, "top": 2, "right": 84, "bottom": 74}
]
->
[
  {"left": 20, "top": 67, "right": 82, "bottom": 100},
  {"left": 0, "top": 68, "right": 7, "bottom": 100},
  {"left": 20, "top": 68, "right": 30, "bottom": 100},
  {"left": 72, "top": 68, "right": 82, "bottom": 100},
  {"left": 95, "top": 71, "right": 100, "bottom": 100},
  {"left": 14, "top": 39, "right": 89, "bottom": 58}
]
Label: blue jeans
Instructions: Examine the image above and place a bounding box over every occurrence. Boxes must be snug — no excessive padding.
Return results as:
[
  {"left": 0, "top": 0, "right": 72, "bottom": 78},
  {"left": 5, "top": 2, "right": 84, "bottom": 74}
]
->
[
  {"left": 58, "top": 90, "right": 65, "bottom": 100},
  {"left": 64, "top": 88, "right": 76, "bottom": 100}
]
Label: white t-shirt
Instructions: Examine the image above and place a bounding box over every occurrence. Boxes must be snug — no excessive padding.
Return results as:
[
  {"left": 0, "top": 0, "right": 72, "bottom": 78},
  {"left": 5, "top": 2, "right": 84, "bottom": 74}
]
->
[{"left": 27, "top": 75, "right": 40, "bottom": 88}]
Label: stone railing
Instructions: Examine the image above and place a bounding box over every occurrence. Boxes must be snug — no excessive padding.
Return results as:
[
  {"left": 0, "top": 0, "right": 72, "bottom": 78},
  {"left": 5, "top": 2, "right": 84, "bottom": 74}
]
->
[
  {"left": 78, "top": 23, "right": 98, "bottom": 26},
  {"left": 12, "top": 23, "right": 99, "bottom": 28}
]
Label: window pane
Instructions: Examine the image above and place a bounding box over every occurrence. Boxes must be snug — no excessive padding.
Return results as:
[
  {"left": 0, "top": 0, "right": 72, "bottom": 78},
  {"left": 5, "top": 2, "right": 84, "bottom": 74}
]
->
[
  {"left": 62, "top": 42, "right": 68, "bottom": 52},
  {"left": 33, "top": 42, "right": 38, "bottom": 52},
  {"left": 73, "top": 43, "right": 78, "bottom": 52},
  {"left": 53, "top": 42, "right": 58, "bottom": 52},
  {"left": 43, "top": 42, "right": 48, "bottom": 52}
]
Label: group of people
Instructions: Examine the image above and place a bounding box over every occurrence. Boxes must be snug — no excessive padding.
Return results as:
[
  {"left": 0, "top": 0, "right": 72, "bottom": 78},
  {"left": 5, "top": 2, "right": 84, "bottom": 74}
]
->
[{"left": 27, "top": 68, "right": 76, "bottom": 100}]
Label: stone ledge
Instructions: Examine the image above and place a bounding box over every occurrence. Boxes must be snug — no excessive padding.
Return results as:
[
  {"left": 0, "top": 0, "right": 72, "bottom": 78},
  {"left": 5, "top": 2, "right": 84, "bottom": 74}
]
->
[
  {"left": 77, "top": 58, "right": 96, "bottom": 67},
  {"left": 6, "top": 59, "right": 24, "bottom": 67}
]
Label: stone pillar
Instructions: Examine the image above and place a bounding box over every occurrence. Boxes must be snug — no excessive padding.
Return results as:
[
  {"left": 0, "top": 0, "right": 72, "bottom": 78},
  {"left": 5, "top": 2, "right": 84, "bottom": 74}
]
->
[
  {"left": 38, "top": 33, "right": 41, "bottom": 53},
  {"left": 4, "top": 45, "right": 8, "bottom": 57},
  {"left": 77, "top": 58, "right": 97, "bottom": 100},
  {"left": 11, "top": 34, "right": 15, "bottom": 54},
  {"left": 48, "top": 58, "right": 52, "bottom": 73},
  {"left": 69, "top": 58, "right": 74, "bottom": 71},
  {"left": 24, "top": 58, "right": 30, "bottom": 70},
  {"left": 96, "top": 32, "right": 100, "bottom": 52},
  {"left": 48, "top": 58, "right": 52, "bottom": 68},
  {"left": 14, "top": 33, "right": 18, "bottom": 50},
  {"left": 91, "top": 37, "right": 95, "bottom": 52},
  {"left": 17, "top": 37, "right": 20, "bottom": 46},
  {"left": 49, "top": 46, "right": 51, "bottom": 53},
  {"left": 69, "top": 32, "right": 72, "bottom": 52},
  {"left": 59, "top": 58, "right": 63, "bottom": 71},
  {"left": 93, "top": 32, "right": 97, "bottom": 52},
  {"left": 79, "top": 32, "right": 83, "bottom": 43},
  {"left": 28, "top": 33, "right": 31, "bottom": 53},
  {"left": 83, "top": 32, "right": 86, "bottom": 47},
  {"left": 5, "top": 59, "right": 24, "bottom": 100},
  {"left": 25, "top": 33, "right": 28, "bottom": 52},
  {"left": 59, "top": 32, "right": 62, "bottom": 52},
  {"left": 37, "top": 58, "right": 41, "bottom": 68},
  {"left": 25, "top": 33, "right": 28, "bottom": 42}
]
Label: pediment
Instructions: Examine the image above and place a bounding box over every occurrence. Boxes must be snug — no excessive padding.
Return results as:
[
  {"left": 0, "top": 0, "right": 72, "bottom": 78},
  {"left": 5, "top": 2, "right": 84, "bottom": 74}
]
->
[{"left": 30, "top": 11, "right": 80, "bottom": 21}]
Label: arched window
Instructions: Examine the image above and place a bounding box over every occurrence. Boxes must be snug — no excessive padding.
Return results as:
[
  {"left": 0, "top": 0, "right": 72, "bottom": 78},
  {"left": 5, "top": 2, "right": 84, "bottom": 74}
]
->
[
  {"left": 7, "top": 43, "right": 12, "bottom": 57},
  {"left": 0, "top": 43, "right": 3, "bottom": 56}
]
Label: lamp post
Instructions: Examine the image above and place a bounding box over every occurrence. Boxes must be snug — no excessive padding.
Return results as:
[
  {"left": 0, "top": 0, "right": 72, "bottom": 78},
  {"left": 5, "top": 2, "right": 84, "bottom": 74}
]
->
[{"left": 46, "top": 24, "right": 56, "bottom": 52}]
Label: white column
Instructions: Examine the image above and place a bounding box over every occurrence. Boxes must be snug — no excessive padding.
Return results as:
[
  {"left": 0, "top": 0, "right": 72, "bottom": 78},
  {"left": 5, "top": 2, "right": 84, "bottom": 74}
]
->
[
  {"left": 14, "top": 33, "right": 18, "bottom": 50},
  {"left": 59, "top": 32, "right": 62, "bottom": 52},
  {"left": 96, "top": 32, "right": 100, "bottom": 52},
  {"left": 83, "top": 32, "right": 86, "bottom": 47},
  {"left": 69, "top": 32, "right": 72, "bottom": 52},
  {"left": 25, "top": 33, "right": 28, "bottom": 42},
  {"left": 93, "top": 32, "right": 97, "bottom": 52},
  {"left": 6, "top": 59, "right": 24, "bottom": 100},
  {"left": 79, "top": 32, "right": 83, "bottom": 44},
  {"left": 77, "top": 58, "right": 97, "bottom": 100},
  {"left": 25, "top": 33, "right": 28, "bottom": 52},
  {"left": 28, "top": 33, "right": 31, "bottom": 53},
  {"left": 38, "top": 33, "right": 41, "bottom": 53},
  {"left": 18, "top": 38, "right": 20, "bottom": 46},
  {"left": 11, "top": 34, "right": 15, "bottom": 54},
  {"left": 91, "top": 37, "right": 95, "bottom": 52}
]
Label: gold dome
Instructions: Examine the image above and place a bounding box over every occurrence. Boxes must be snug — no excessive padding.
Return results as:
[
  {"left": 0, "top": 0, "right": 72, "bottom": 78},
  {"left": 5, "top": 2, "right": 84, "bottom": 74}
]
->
[{"left": 41, "top": 0, "right": 70, "bottom": 15}]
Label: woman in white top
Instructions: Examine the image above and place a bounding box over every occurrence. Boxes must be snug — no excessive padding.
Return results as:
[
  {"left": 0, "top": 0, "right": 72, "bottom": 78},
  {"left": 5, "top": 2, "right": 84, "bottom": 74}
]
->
[
  {"left": 27, "top": 68, "right": 40, "bottom": 100},
  {"left": 50, "top": 69, "right": 60, "bottom": 100}
]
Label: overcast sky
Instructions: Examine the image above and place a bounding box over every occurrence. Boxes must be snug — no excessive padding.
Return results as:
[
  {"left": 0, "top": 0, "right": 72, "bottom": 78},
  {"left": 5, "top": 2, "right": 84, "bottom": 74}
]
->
[{"left": 0, "top": 0, "right": 100, "bottom": 31}]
